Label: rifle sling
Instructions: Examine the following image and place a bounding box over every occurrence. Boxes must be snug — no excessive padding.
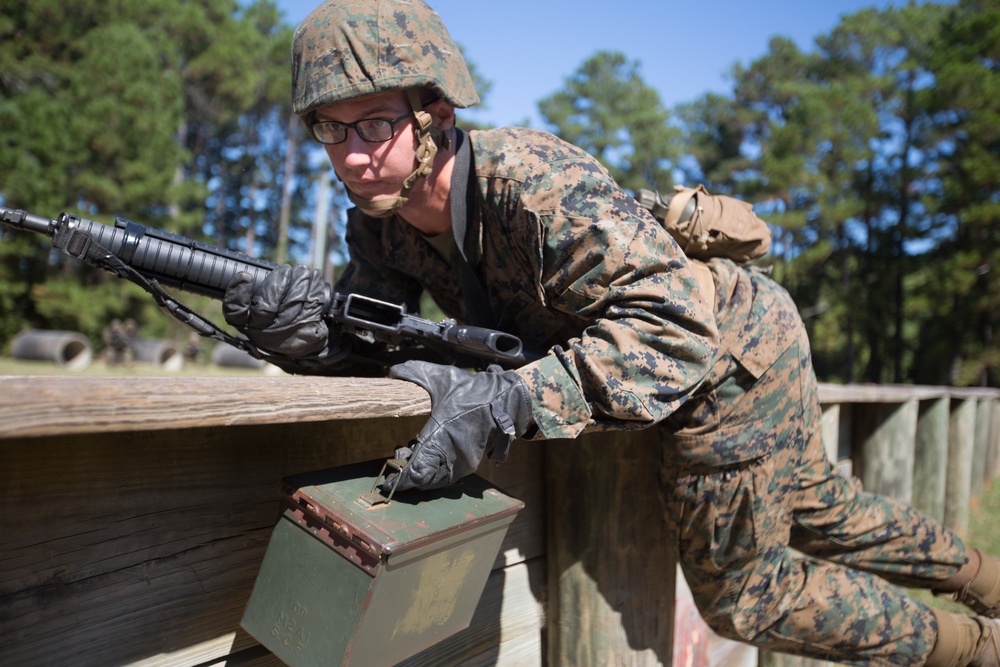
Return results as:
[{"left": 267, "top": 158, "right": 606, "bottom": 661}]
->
[{"left": 51, "top": 223, "right": 270, "bottom": 361}]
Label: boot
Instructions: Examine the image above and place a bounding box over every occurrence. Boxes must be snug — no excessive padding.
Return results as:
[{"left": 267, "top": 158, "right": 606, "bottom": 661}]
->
[
  {"left": 938, "top": 548, "right": 1000, "bottom": 619},
  {"left": 924, "top": 608, "right": 1000, "bottom": 667}
]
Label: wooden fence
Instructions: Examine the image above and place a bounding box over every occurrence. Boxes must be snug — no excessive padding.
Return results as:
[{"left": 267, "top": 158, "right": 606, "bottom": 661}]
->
[{"left": 0, "top": 375, "right": 996, "bottom": 667}]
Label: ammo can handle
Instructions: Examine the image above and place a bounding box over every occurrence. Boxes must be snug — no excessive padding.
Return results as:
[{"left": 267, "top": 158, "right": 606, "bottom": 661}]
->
[{"left": 360, "top": 458, "right": 407, "bottom": 507}]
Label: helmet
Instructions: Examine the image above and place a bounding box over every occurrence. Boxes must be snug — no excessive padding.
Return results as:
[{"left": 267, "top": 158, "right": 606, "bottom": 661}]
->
[{"left": 291, "top": 0, "right": 480, "bottom": 117}]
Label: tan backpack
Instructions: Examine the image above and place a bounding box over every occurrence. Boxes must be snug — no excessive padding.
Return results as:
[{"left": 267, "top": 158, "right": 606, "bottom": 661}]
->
[{"left": 635, "top": 184, "right": 771, "bottom": 263}]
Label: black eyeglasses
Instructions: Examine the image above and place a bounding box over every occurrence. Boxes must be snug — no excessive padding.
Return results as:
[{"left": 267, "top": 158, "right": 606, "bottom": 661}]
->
[{"left": 308, "top": 110, "right": 414, "bottom": 145}]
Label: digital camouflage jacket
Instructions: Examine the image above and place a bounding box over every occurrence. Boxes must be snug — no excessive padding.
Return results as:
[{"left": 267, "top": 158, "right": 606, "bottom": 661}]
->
[{"left": 335, "top": 126, "right": 718, "bottom": 440}]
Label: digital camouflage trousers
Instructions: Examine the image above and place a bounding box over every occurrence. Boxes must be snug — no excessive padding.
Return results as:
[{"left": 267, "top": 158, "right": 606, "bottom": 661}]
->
[{"left": 663, "top": 277, "right": 968, "bottom": 666}]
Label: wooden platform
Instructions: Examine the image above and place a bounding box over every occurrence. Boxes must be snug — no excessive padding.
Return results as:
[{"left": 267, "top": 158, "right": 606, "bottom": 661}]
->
[{"left": 0, "top": 375, "right": 997, "bottom": 667}]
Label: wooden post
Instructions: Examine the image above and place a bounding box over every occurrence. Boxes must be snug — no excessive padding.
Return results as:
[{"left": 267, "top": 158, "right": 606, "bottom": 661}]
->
[
  {"left": 946, "top": 398, "right": 977, "bottom": 535},
  {"left": 972, "top": 399, "right": 994, "bottom": 499},
  {"left": 835, "top": 403, "right": 854, "bottom": 478},
  {"left": 992, "top": 398, "right": 1000, "bottom": 480},
  {"left": 4, "top": 376, "right": 994, "bottom": 667},
  {"left": 913, "top": 397, "right": 950, "bottom": 522},
  {"left": 820, "top": 403, "right": 841, "bottom": 464},
  {"left": 0, "top": 376, "right": 551, "bottom": 667},
  {"left": 546, "top": 430, "right": 677, "bottom": 666},
  {"left": 853, "top": 400, "right": 918, "bottom": 503}
]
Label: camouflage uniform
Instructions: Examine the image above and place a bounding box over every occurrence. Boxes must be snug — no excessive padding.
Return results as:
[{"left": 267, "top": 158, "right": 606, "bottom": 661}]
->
[
  {"left": 334, "top": 125, "right": 975, "bottom": 663},
  {"left": 335, "top": 126, "right": 719, "bottom": 438},
  {"left": 663, "top": 258, "right": 968, "bottom": 665},
  {"left": 278, "top": 2, "right": 987, "bottom": 663}
]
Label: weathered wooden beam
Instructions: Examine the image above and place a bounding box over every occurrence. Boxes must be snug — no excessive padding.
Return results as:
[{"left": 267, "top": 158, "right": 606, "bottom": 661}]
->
[
  {"left": 4, "top": 376, "right": 998, "bottom": 667},
  {"left": 913, "top": 397, "right": 950, "bottom": 522},
  {"left": 0, "top": 375, "right": 430, "bottom": 439},
  {"left": 852, "top": 400, "right": 918, "bottom": 503},
  {"left": 820, "top": 403, "right": 841, "bottom": 464},
  {"left": 0, "top": 375, "right": 549, "bottom": 667},
  {"left": 972, "top": 400, "right": 994, "bottom": 499},
  {"left": 817, "top": 384, "right": 949, "bottom": 405},
  {"left": 546, "top": 430, "right": 675, "bottom": 666},
  {"left": 992, "top": 399, "right": 1000, "bottom": 480},
  {"left": 946, "top": 398, "right": 977, "bottom": 536}
]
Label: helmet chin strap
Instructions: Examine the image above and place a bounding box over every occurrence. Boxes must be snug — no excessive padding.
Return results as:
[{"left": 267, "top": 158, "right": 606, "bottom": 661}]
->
[{"left": 347, "top": 89, "right": 444, "bottom": 218}]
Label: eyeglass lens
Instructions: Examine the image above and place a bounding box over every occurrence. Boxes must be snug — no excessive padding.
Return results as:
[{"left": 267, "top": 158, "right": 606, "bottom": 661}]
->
[{"left": 311, "top": 112, "right": 411, "bottom": 145}]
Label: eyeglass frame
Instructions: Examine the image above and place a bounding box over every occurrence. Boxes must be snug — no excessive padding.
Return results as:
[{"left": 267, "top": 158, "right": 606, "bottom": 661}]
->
[
  {"left": 306, "top": 95, "right": 441, "bottom": 145},
  {"left": 307, "top": 109, "right": 415, "bottom": 145}
]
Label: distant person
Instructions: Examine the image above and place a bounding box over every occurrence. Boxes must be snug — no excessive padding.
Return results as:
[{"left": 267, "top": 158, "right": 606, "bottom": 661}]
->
[
  {"left": 122, "top": 318, "right": 138, "bottom": 366},
  {"left": 184, "top": 332, "right": 202, "bottom": 365},
  {"left": 103, "top": 319, "right": 127, "bottom": 367}
]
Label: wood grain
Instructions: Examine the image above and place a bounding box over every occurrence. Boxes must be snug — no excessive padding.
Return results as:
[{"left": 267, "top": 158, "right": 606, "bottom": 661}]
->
[{"left": 0, "top": 375, "right": 431, "bottom": 439}]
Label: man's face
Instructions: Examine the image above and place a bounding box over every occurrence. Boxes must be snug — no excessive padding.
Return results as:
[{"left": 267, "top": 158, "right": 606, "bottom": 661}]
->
[{"left": 314, "top": 90, "right": 418, "bottom": 206}]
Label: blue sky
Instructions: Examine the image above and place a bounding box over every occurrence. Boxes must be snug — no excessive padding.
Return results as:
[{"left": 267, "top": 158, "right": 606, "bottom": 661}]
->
[{"left": 274, "top": 0, "right": 926, "bottom": 127}]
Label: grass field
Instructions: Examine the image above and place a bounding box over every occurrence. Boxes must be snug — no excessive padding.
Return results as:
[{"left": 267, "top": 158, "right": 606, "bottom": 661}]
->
[
  {"left": 911, "top": 477, "right": 1000, "bottom": 615},
  {"left": 969, "top": 479, "right": 1000, "bottom": 559}
]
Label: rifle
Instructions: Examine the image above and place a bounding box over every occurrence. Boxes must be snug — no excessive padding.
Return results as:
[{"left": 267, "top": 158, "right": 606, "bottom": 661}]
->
[{"left": 0, "top": 207, "right": 527, "bottom": 370}]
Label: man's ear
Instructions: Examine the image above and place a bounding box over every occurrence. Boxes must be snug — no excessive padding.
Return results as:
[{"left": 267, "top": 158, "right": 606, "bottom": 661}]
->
[{"left": 428, "top": 99, "right": 456, "bottom": 131}]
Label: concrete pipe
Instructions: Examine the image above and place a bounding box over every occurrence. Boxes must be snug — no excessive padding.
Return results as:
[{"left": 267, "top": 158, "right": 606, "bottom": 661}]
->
[
  {"left": 132, "top": 339, "right": 184, "bottom": 372},
  {"left": 10, "top": 329, "right": 94, "bottom": 370},
  {"left": 212, "top": 343, "right": 267, "bottom": 369}
]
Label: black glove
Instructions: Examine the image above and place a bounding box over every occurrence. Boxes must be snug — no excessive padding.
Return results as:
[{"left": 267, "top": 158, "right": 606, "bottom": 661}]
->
[
  {"left": 385, "top": 360, "right": 534, "bottom": 492},
  {"left": 223, "top": 264, "right": 349, "bottom": 372}
]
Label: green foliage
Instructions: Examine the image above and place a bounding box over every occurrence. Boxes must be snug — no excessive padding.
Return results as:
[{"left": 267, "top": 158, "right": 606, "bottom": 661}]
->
[
  {"left": 667, "top": 1, "right": 998, "bottom": 387},
  {"left": 538, "top": 51, "right": 678, "bottom": 193},
  {"left": 69, "top": 22, "right": 184, "bottom": 212},
  {"left": 0, "top": 0, "right": 317, "bottom": 350},
  {"left": 0, "top": 0, "right": 996, "bottom": 391},
  {"left": 918, "top": 0, "right": 1000, "bottom": 387},
  {"left": 30, "top": 276, "right": 142, "bottom": 340}
]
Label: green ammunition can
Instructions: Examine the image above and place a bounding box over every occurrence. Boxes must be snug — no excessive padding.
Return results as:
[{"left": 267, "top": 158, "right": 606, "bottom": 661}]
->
[{"left": 241, "top": 459, "right": 524, "bottom": 666}]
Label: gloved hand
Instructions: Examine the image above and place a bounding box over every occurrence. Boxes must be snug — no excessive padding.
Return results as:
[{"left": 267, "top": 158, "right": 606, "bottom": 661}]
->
[
  {"left": 385, "top": 360, "right": 535, "bottom": 492},
  {"left": 223, "top": 264, "right": 349, "bottom": 371}
]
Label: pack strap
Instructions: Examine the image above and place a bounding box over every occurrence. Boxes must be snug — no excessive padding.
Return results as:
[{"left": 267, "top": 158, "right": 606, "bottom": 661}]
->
[{"left": 449, "top": 130, "right": 498, "bottom": 328}]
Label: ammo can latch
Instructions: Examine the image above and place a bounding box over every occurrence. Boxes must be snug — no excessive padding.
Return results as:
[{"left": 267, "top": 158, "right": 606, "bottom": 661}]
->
[{"left": 358, "top": 457, "right": 407, "bottom": 508}]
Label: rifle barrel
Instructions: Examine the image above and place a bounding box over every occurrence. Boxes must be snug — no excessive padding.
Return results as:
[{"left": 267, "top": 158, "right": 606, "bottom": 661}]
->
[{"left": 1, "top": 207, "right": 55, "bottom": 235}]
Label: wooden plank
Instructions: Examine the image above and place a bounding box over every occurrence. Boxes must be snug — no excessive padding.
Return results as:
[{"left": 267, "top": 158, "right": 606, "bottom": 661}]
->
[
  {"left": 972, "top": 400, "right": 993, "bottom": 499},
  {"left": 950, "top": 387, "right": 1000, "bottom": 400},
  {"left": 126, "top": 633, "right": 279, "bottom": 667},
  {"left": 852, "top": 400, "right": 918, "bottom": 503},
  {"left": 945, "top": 399, "right": 977, "bottom": 535},
  {"left": 820, "top": 403, "right": 840, "bottom": 464},
  {"left": 398, "top": 558, "right": 546, "bottom": 666},
  {"left": 913, "top": 397, "right": 950, "bottom": 522},
  {"left": 546, "top": 430, "right": 675, "bottom": 666},
  {"left": 992, "top": 399, "right": 1000, "bottom": 480},
  {"left": 0, "top": 417, "right": 425, "bottom": 667},
  {"left": 0, "top": 375, "right": 430, "bottom": 439},
  {"left": 817, "top": 384, "right": 949, "bottom": 405},
  {"left": 0, "top": 405, "right": 548, "bottom": 667},
  {"left": 5, "top": 374, "right": 994, "bottom": 667}
]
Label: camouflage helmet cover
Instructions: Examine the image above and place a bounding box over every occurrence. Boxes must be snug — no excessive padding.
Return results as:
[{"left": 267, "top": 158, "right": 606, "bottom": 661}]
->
[{"left": 291, "top": 0, "right": 480, "bottom": 116}]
